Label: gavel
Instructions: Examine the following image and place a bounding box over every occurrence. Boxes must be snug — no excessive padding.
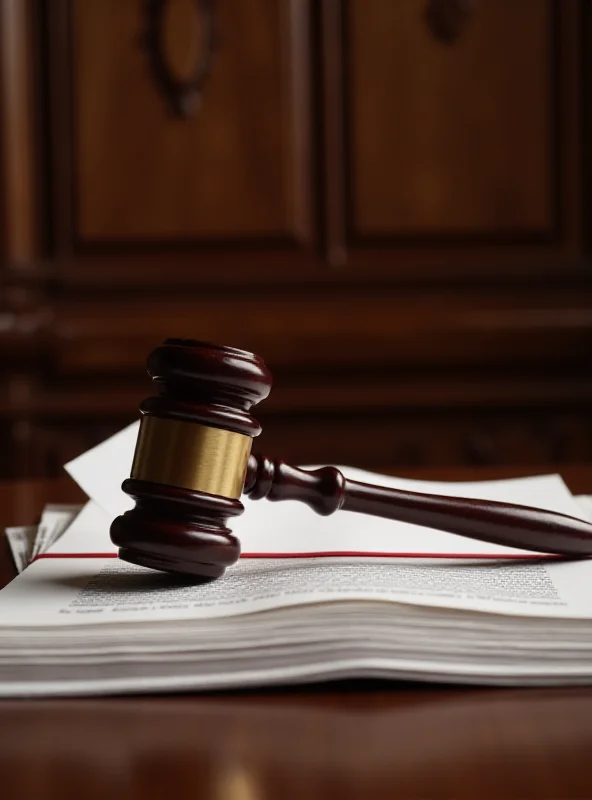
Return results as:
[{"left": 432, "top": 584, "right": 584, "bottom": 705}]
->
[{"left": 110, "top": 338, "right": 592, "bottom": 579}]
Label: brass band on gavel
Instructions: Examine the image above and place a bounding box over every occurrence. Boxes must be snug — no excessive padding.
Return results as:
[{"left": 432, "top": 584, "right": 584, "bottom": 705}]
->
[{"left": 130, "top": 416, "right": 252, "bottom": 499}]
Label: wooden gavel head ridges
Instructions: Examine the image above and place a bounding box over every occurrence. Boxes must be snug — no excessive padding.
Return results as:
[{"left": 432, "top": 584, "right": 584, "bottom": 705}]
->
[{"left": 110, "top": 338, "right": 272, "bottom": 580}]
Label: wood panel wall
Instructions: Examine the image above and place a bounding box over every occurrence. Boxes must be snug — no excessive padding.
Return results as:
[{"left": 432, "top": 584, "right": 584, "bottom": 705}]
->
[{"left": 1, "top": 0, "right": 592, "bottom": 478}]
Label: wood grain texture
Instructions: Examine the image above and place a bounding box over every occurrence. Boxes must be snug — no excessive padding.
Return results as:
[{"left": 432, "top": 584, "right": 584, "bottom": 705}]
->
[
  {"left": 71, "top": 0, "right": 313, "bottom": 244},
  {"left": 320, "top": 0, "right": 348, "bottom": 266},
  {"left": 1, "top": 685, "right": 592, "bottom": 800},
  {"left": 327, "top": 0, "right": 582, "bottom": 278},
  {"left": 42, "top": 0, "right": 582, "bottom": 284},
  {"left": 10, "top": 284, "right": 592, "bottom": 474},
  {"left": 47, "top": 290, "right": 592, "bottom": 373},
  {"left": 1, "top": 0, "right": 591, "bottom": 481},
  {"left": 349, "top": 0, "right": 553, "bottom": 236}
]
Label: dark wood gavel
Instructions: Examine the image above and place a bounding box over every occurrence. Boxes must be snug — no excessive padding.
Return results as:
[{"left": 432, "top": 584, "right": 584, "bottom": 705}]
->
[{"left": 110, "top": 338, "right": 592, "bottom": 579}]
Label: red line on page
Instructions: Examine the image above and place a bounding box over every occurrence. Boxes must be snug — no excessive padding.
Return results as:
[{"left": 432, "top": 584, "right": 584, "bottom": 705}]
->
[
  {"left": 241, "top": 551, "right": 548, "bottom": 559},
  {"left": 35, "top": 553, "right": 118, "bottom": 559},
  {"left": 34, "top": 551, "right": 549, "bottom": 561}
]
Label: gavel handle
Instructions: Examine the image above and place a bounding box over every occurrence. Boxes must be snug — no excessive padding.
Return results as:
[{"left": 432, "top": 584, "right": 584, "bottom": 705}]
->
[{"left": 244, "top": 455, "right": 592, "bottom": 557}]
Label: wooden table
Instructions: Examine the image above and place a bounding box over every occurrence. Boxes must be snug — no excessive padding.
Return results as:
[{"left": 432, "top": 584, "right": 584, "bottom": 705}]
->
[{"left": 2, "top": 467, "right": 592, "bottom": 800}]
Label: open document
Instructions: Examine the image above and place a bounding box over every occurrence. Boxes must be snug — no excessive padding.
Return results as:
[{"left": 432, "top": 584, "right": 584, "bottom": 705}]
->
[{"left": 2, "top": 423, "right": 592, "bottom": 696}]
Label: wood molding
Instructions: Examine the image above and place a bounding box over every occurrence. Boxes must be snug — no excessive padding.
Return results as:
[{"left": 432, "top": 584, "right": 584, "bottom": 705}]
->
[
  {"left": 320, "top": 0, "right": 347, "bottom": 266},
  {"left": 46, "top": 0, "right": 75, "bottom": 257},
  {"left": 282, "top": 0, "right": 314, "bottom": 247},
  {"left": 44, "top": 249, "right": 592, "bottom": 291},
  {"left": 44, "top": 287, "right": 592, "bottom": 374},
  {"left": 26, "top": 370, "right": 592, "bottom": 418},
  {"left": 0, "top": 0, "right": 41, "bottom": 263},
  {"left": 556, "top": 0, "right": 582, "bottom": 257}
]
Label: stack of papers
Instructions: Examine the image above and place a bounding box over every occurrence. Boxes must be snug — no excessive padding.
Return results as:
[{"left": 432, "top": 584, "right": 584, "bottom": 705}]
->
[
  {"left": 2, "top": 422, "right": 592, "bottom": 696},
  {"left": 6, "top": 505, "right": 82, "bottom": 574}
]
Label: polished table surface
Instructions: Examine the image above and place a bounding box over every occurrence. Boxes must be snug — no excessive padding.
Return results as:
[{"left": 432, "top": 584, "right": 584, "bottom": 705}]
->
[{"left": 2, "top": 466, "right": 592, "bottom": 799}]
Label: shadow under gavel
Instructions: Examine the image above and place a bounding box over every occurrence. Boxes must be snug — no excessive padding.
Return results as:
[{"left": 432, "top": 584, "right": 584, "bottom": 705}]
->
[{"left": 110, "top": 338, "right": 592, "bottom": 579}]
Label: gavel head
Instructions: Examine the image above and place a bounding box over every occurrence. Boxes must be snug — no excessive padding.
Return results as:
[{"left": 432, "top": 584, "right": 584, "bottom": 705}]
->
[{"left": 110, "top": 338, "right": 272, "bottom": 580}]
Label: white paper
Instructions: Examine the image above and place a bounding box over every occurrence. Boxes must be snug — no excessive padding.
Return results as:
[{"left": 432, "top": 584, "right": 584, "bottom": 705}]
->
[
  {"left": 4, "top": 502, "right": 592, "bottom": 696},
  {"left": 31, "top": 504, "right": 82, "bottom": 560},
  {"left": 45, "top": 493, "right": 592, "bottom": 561},
  {"left": 64, "top": 421, "right": 139, "bottom": 518},
  {"left": 575, "top": 495, "right": 592, "bottom": 522},
  {"left": 6, "top": 506, "right": 82, "bottom": 574},
  {"left": 48, "top": 501, "right": 113, "bottom": 554},
  {"left": 4, "top": 526, "right": 37, "bottom": 572},
  {"left": 64, "top": 423, "right": 588, "bottom": 558},
  {"left": 62, "top": 421, "right": 588, "bottom": 558},
  {"left": 2, "top": 550, "right": 592, "bottom": 698},
  {"left": 2, "top": 423, "right": 592, "bottom": 698},
  {"left": 234, "top": 471, "right": 586, "bottom": 558},
  {"left": 55, "top": 471, "right": 588, "bottom": 560},
  {"left": 4, "top": 551, "right": 592, "bottom": 627}
]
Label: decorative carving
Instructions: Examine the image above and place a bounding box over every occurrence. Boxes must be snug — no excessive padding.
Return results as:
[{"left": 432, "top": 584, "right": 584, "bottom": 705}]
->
[
  {"left": 425, "top": 0, "right": 474, "bottom": 43},
  {"left": 143, "top": 0, "right": 216, "bottom": 117}
]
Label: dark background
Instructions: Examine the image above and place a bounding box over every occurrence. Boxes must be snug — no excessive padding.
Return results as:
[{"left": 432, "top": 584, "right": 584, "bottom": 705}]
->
[{"left": 1, "top": 0, "right": 591, "bottom": 478}]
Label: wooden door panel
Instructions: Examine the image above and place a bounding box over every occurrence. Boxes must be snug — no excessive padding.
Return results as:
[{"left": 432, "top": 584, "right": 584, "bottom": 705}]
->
[
  {"left": 348, "top": 0, "right": 555, "bottom": 239},
  {"left": 71, "top": 0, "right": 311, "bottom": 244}
]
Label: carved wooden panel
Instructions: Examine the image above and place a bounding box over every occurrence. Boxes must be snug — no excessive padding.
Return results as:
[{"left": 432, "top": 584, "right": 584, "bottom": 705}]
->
[
  {"left": 1, "top": 0, "right": 590, "bottom": 483},
  {"left": 314, "top": 0, "right": 582, "bottom": 279},
  {"left": 349, "top": 0, "right": 553, "bottom": 237},
  {"left": 67, "top": 0, "right": 312, "bottom": 245}
]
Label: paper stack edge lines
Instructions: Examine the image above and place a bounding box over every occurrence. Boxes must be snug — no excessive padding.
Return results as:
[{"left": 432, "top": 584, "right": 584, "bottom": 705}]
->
[{"left": 3, "top": 420, "right": 592, "bottom": 696}]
